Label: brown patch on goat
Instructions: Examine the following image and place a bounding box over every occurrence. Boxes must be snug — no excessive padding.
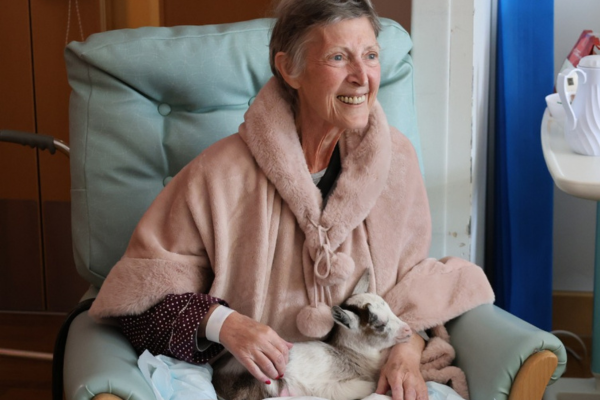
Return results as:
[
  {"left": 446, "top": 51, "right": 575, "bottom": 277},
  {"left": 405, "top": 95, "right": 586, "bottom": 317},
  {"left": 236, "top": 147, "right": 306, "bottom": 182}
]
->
[
  {"left": 332, "top": 302, "right": 386, "bottom": 340},
  {"left": 341, "top": 303, "right": 370, "bottom": 326}
]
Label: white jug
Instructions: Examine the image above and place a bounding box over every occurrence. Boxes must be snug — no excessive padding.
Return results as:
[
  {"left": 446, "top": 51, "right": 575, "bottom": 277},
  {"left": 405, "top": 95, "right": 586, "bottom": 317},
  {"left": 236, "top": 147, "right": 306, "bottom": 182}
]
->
[{"left": 558, "top": 55, "right": 600, "bottom": 156}]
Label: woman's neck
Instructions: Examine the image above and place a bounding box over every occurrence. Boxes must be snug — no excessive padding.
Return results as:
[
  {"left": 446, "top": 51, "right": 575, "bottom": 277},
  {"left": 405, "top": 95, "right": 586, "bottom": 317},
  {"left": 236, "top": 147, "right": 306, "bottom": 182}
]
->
[
  {"left": 296, "top": 107, "right": 343, "bottom": 174},
  {"left": 300, "top": 125, "right": 342, "bottom": 173}
]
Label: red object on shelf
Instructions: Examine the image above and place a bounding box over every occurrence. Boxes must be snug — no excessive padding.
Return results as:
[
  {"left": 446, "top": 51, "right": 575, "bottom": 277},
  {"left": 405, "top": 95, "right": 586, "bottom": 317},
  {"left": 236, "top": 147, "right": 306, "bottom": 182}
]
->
[{"left": 565, "top": 30, "right": 600, "bottom": 69}]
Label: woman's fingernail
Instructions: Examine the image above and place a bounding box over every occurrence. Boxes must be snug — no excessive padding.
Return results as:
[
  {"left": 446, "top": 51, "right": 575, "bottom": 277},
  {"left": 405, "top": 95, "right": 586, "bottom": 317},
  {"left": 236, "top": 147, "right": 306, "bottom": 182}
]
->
[
  {"left": 265, "top": 380, "right": 271, "bottom": 385},
  {"left": 278, "top": 374, "right": 284, "bottom": 379}
]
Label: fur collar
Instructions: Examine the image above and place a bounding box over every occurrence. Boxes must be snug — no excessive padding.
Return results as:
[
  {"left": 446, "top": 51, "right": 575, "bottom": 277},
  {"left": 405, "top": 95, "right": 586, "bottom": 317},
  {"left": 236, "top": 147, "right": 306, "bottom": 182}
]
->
[{"left": 238, "top": 78, "right": 392, "bottom": 260}]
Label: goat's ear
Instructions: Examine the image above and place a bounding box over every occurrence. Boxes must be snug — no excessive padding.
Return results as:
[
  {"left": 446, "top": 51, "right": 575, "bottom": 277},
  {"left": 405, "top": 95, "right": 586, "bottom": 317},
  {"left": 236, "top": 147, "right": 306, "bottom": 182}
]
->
[
  {"left": 332, "top": 306, "right": 359, "bottom": 330},
  {"left": 352, "top": 269, "right": 370, "bottom": 296}
]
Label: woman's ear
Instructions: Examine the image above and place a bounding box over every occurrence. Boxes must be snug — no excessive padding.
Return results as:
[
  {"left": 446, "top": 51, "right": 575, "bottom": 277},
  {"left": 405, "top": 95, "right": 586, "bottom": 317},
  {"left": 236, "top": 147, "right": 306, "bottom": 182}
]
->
[{"left": 274, "top": 52, "right": 301, "bottom": 89}]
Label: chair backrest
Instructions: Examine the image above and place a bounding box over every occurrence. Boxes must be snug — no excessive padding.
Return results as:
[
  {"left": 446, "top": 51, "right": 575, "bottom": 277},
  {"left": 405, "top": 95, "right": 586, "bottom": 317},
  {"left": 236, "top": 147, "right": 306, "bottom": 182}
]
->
[{"left": 65, "top": 18, "right": 419, "bottom": 288}]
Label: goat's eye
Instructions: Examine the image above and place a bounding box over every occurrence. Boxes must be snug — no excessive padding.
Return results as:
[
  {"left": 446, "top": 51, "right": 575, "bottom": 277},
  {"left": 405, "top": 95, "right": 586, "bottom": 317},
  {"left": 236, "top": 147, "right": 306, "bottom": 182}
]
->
[{"left": 373, "top": 323, "right": 386, "bottom": 332}]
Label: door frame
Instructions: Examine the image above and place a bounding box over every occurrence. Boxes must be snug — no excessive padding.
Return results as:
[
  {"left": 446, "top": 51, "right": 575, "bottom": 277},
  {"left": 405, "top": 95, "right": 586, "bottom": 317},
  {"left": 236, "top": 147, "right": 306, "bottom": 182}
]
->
[{"left": 412, "top": 0, "right": 493, "bottom": 266}]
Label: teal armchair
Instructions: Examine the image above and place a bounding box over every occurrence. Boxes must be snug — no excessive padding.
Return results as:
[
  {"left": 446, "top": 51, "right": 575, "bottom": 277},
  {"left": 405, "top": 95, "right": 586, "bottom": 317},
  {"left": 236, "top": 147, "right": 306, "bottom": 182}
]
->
[{"left": 55, "top": 18, "right": 565, "bottom": 400}]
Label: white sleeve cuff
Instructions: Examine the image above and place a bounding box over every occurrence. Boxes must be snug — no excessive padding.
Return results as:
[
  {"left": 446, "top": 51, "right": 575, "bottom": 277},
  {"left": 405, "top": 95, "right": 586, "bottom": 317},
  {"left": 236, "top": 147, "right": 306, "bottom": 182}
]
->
[{"left": 205, "top": 305, "right": 235, "bottom": 344}]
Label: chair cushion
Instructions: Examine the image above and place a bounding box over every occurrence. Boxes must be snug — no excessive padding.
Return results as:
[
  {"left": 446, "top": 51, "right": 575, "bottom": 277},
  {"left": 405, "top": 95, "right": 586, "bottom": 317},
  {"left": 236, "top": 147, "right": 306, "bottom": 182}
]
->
[{"left": 65, "top": 18, "right": 418, "bottom": 287}]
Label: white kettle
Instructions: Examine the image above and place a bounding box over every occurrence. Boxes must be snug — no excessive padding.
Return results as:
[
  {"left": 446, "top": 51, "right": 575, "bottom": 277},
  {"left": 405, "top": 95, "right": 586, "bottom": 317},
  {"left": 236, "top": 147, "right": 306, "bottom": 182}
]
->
[{"left": 558, "top": 55, "right": 600, "bottom": 156}]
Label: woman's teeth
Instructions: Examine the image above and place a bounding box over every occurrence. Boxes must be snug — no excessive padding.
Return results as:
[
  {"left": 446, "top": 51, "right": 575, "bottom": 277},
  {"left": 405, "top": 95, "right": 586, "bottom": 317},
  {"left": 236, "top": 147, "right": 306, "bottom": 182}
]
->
[{"left": 337, "top": 95, "right": 367, "bottom": 104}]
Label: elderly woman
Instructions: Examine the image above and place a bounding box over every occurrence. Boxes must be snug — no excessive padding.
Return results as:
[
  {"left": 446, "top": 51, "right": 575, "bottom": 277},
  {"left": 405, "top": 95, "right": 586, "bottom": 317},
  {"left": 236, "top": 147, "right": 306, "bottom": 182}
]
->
[{"left": 90, "top": 0, "right": 494, "bottom": 399}]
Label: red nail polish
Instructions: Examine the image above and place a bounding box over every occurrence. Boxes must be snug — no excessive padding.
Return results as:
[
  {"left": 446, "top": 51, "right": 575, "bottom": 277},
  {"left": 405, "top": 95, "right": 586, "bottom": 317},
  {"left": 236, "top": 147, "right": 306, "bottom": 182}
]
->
[
  {"left": 265, "top": 380, "right": 271, "bottom": 385},
  {"left": 278, "top": 374, "right": 284, "bottom": 379}
]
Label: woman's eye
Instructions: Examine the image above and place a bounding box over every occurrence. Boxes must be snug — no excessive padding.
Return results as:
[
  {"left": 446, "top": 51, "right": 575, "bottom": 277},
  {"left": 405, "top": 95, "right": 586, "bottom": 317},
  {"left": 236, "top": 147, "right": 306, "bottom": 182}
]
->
[
  {"left": 367, "top": 52, "right": 378, "bottom": 60},
  {"left": 332, "top": 54, "right": 343, "bottom": 61}
]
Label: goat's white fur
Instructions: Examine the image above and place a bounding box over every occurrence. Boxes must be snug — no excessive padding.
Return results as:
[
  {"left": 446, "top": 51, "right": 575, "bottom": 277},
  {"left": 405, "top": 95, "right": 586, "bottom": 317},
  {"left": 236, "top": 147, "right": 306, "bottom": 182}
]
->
[{"left": 212, "top": 271, "right": 412, "bottom": 400}]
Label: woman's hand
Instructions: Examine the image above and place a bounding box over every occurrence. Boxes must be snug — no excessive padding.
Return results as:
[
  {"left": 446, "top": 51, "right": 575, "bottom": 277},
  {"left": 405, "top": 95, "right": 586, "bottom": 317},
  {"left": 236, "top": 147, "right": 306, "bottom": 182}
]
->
[
  {"left": 219, "top": 311, "right": 294, "bottom": 384},
  {"left": 376, "top": 332, "right": 428, "bottom": 400}
]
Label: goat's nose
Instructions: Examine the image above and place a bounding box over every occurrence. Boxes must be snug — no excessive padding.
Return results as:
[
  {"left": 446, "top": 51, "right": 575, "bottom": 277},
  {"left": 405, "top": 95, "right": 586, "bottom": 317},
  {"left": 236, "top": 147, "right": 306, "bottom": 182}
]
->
[{"left": 396, "top": 325, "right": 412, "bottom": 342}]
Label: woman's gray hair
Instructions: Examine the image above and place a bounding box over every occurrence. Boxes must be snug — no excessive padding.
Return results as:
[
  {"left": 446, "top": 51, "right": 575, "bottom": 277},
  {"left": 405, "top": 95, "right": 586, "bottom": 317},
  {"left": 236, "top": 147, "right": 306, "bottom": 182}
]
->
[{"left": 269, "top": 0, "right": 381, "bottom": 107}]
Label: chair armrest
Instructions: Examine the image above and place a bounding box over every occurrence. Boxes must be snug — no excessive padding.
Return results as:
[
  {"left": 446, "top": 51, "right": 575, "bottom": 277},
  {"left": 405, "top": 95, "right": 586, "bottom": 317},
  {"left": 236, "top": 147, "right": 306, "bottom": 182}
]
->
[
  {"left": 446, "top": 304, "right": 566, "bottom": 400},
  {"left": 63, "top": 311, "right": 156, "bottom": 400}
]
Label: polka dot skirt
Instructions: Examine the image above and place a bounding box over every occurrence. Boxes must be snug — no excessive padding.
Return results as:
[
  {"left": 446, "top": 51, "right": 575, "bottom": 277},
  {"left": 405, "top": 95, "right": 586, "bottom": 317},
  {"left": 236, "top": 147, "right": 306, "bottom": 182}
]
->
[{"left": 119, "top": 293, "right": 228, "bottom": 364}]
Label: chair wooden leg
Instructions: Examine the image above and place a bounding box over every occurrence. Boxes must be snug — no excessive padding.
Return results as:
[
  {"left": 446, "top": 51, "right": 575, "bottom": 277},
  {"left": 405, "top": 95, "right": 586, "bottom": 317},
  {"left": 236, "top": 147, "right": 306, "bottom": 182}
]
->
[
  {"left": 508, "top": 350, "right": 559, "bottom": 400},
  {"left": 92, "top": 394, "right": 125, "bottom": 400}
]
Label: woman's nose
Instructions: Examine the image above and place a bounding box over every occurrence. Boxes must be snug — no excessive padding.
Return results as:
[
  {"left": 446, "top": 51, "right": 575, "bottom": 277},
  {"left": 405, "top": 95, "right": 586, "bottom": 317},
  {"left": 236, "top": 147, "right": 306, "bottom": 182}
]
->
[{"left": 348, "top": 61, "right": 368, "bottom": 86}]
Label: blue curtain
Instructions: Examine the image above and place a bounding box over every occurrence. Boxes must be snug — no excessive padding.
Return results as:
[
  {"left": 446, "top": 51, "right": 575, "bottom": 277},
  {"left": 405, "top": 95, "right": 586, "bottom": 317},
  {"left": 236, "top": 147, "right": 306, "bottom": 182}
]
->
[{"left": 494, "top": 0, "right": 554, "bottom": 330}]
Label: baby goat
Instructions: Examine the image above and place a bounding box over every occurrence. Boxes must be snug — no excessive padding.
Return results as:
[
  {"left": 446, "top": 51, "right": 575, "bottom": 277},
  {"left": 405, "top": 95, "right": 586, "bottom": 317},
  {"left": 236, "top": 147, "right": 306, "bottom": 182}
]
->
[{"left": 212, "top": 272, "right": 412, "bottom": 400}]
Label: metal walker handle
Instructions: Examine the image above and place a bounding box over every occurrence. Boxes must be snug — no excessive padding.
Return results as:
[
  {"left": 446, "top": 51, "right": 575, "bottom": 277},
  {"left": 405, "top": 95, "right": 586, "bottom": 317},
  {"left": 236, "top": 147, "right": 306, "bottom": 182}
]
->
[{"left": 0, "top": 130, "right": 70, "bottom": 157}]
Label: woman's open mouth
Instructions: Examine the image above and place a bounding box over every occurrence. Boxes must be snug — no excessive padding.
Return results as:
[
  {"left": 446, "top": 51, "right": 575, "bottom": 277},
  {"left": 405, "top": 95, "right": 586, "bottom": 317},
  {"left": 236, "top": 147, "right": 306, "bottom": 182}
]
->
[{"left": 337, "top": 94, "right": 367, "bottom": 105}]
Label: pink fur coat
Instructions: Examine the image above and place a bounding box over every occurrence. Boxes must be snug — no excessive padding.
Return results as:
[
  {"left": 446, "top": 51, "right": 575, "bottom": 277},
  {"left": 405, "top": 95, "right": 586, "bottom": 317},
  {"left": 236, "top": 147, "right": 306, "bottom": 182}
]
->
[{"left": 90, "top": 78, "right": 493, "bottom": 397}]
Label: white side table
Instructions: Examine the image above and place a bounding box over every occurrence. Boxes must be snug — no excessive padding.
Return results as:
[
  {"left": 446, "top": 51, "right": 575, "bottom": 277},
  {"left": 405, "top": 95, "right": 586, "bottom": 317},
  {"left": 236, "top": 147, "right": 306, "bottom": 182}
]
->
[{"left": 542, "top": 108, "right": 600, "bottom": 399}]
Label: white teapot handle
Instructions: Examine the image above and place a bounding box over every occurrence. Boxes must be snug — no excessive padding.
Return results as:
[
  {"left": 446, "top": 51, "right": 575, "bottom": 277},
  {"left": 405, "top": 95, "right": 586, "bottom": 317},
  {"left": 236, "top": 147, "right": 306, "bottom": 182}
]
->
[{"left": 557, "top": 68, "right": 586, "bottom": 130}]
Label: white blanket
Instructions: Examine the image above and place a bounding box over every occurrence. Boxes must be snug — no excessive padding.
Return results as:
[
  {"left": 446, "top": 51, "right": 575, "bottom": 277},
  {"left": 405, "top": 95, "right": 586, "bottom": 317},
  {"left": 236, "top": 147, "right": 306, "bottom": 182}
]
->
[
  {"left": 138, "top": 351, "right": 465, "bottom": 400},
  {"left": 138, "top": 350, "right": 217, "bottom": 400}
]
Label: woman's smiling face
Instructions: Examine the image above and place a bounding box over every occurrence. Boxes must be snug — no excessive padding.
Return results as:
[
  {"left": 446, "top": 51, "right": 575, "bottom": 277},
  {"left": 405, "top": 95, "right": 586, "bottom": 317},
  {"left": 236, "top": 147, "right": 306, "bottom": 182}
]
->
[{"left": 293, "top": 17, "right": 381, "bottom": 132}]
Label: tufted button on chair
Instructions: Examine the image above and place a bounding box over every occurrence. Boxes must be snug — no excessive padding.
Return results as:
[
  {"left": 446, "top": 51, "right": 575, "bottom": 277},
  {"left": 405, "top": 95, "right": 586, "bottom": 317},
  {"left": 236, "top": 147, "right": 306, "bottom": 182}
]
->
[{"left": 51, "top": 18, "right": 565, "bottom": 400}]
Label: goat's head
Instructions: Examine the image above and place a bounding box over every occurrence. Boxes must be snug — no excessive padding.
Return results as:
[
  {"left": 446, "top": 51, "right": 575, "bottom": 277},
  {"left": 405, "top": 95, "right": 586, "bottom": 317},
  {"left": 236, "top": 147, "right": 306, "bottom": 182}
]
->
[{"left": 330, "top": 270, "right": 412, "bottom": 350}]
